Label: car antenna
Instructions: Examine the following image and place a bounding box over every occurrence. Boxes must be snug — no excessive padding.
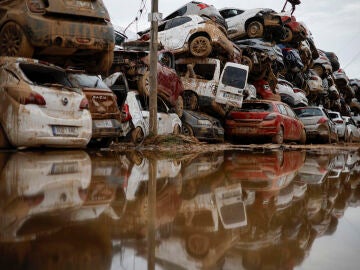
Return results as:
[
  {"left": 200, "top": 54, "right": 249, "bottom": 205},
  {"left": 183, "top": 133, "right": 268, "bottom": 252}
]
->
[{"left": 281, "top": 0, "right": 301, "bottom": 15}]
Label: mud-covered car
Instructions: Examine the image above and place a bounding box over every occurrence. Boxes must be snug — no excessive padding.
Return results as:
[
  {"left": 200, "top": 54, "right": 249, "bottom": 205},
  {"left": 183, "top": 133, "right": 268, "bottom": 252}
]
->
[
  {"left": 0, "top": 0, "right": 115, "bottom": 74},
  {"left": 175, "top": 57, "right": 249, "bottom": 117},
  {"left": 110, "top": 40, "right": 184, "bottom": 117},
  {"left": 276, "top": 78, "right": 308, "bottom": 107},
  {"left": 67, "top": 72, "right": 123, "bottom": 146},
  {"left": 181, "top": 110, "right": 224, "bottom": 142},
  {"left": 139, "top": 15, "right": 241, "bottom": 61},
  {"left": 124, "top": 91, "right": 182, "bottom": 144},
  {"left": 163, "top": 1, "right": 227, "bottom": 33},
  {"left": 278, "top": 12, "right": 307, "bottom": 42},
  {"left": 225, "top": 100, "right": 306, "bottom": 144},
  {"left": 0, "top": 57, "right": 92, "bottom": 148},
  {"left": 219, "top": 7, "right": 284, "bottom": 40},
  {"left": 253, "top": 79, "right": 281, "bottom": 101}
]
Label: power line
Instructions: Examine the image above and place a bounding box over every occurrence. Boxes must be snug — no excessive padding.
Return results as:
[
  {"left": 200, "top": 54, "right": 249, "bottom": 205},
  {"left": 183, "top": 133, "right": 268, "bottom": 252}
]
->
[{"left": 123, "top": 0, "right": 148, "bottom": 34}]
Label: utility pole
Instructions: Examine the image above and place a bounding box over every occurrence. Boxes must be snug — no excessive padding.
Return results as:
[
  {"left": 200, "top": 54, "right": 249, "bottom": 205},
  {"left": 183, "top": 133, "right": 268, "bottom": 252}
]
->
[{"left": 148, "top": 0, "right": 161, "bottom": 135}]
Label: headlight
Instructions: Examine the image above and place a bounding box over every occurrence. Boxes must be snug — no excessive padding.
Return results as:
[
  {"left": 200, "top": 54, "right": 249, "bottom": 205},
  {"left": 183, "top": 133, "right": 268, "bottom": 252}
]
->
[{"left": 198, "top": 120, "right": 212, "bottom": 126}]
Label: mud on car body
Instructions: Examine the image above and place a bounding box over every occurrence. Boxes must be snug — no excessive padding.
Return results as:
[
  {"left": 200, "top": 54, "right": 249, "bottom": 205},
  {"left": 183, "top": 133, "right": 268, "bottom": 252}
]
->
[
  {"left": 0, "top": 57, "right": 92, "bottom": 148},
  {"left": 0, "top": 0, "right": 115, "bottom": 74}
]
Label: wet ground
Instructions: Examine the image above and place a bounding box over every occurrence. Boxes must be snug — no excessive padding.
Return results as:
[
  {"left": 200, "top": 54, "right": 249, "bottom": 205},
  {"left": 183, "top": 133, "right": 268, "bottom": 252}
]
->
[{"left": 0, "top": 144, "right": 360, "bottom": 269}]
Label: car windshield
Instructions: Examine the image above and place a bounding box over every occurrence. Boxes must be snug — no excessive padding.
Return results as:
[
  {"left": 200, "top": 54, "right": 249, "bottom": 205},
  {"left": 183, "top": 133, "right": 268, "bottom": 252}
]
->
[
  {"left": 239, "top": 102, "right": 273, "bottom": 112},
  {"left": 328, "top": 112, "right": 339, "bottom": 119},
  {"left": 294, "top": 108, "right": 323, "bottom": 117},
  {"left": 68, "top": 74, "right": 109, "bottom": 89}
]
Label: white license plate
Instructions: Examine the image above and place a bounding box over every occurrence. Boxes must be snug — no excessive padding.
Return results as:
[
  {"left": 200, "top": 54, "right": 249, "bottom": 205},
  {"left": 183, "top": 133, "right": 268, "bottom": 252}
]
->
[
  {"left": 52, "top": 126, "right": 79, "bottom": 137},
  {"left": 223, "top": 92, "right": 242, "bottom": 101},
  {"left": 94, "top": 119, "right": 113, "bottom": 128}
]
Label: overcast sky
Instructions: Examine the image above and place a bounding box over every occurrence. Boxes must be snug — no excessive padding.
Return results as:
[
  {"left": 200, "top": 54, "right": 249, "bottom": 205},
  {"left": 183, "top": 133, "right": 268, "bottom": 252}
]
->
[{"left": 103, "top": 0, "right": 360, "bottom": 79}]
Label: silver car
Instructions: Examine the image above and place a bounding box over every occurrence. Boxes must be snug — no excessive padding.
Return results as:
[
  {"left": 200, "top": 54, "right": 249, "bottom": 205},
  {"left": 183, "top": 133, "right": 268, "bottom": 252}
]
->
[{"left": 293, "top": 106, "right": 338, "bottom": 143}]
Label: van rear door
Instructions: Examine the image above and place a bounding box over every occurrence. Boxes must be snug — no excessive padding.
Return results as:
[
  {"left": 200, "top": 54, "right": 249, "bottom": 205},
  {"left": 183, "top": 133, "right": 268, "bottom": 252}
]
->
[{"left": 215, "top": 62, "right": 249, "bottom": 108}]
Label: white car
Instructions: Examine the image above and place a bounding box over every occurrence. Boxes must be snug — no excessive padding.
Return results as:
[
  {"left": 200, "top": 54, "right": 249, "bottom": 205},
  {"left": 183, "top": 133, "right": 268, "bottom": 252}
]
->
[
  {"left": 327, "top": 110, "right": 347, "bottom": 140},
  {"left": 0, "top": 57, "right": 92, "bottom": 148},
  {"left": 140, "top": 15, "right": 239, "bottom": 59},
  {"left": 343, "top": 116, "right": 360, "bottom": 142},
  {"left": 124, "top": 90, "right": 182, "bottom": 144},
  {"left": 219, "top": 7, "right": 284, "bottom": 40},
  {"left": 276, "top": 78, "right": 308, "bottom": 107}
]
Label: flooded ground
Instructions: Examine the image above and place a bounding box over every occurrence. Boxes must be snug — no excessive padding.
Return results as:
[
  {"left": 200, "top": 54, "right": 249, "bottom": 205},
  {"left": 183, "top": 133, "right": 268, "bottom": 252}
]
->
[{"left": 0, "top": 146, "right": 360, "bottom": 269}]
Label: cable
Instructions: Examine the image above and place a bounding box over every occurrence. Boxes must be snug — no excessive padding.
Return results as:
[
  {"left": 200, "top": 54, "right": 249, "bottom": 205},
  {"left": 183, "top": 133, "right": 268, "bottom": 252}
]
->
[{"left": 123, "top": 0, "right": 149, "bottom": 34}]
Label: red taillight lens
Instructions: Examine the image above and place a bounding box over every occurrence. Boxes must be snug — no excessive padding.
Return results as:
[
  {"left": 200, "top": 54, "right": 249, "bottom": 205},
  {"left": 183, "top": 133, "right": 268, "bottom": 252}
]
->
[
  {"left": 335, "top": 119, "right": 343, "bottom": 124},
  {"left": 27, "top": 0, "right": 46, "bottom": 13},
  {"left": 264, "top": 113, "right": 276, "bottom": 120},
  {"left": 79, "top": 98, "right": 89, "bottom": 110},
  {"left": 121, "top": 104, "right": 132, "bottom": 122},
  {"left": 317, "top": 117, "right": 328, "bottom": 124},
  {"left": 22, "top": 92, "right": 46, "bottom": 106}
]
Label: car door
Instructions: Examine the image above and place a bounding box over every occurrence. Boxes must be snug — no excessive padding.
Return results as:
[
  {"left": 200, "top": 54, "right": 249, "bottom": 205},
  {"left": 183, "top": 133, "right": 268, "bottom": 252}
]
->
[
  {"left": 277, "top": 103, "right": 294, "bottom": 140},
  {"left": 158, "top": 16, "right": 193, "bottom": 50},
  {"left": 285, "top": 104, "right": 303, "bottom": 139}
]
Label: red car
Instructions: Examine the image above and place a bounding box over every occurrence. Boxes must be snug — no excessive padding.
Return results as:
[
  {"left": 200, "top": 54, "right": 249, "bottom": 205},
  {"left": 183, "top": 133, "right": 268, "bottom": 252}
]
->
[
  {"left": 225, "top": 100, "right": 306, "bottom": 144},
  {"left": 253, "top": 79, "right": 281, "bottom": 101},
  {"left": 279, "top": 13, "right": 307, "bottom": 42}
]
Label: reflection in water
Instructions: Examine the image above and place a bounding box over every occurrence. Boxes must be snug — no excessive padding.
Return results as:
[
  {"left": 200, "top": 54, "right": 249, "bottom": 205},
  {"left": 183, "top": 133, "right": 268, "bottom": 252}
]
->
[{"left": 0, "top": 149, "right": 359, "bottom": 269}]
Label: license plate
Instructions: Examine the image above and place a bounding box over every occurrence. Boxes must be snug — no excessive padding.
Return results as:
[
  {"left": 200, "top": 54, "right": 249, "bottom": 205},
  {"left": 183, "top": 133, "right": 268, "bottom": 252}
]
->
[
  {"left": 238, "top": 127, "right": 257, "bottom": 134},
  {"left": 223, "top": 92, "right": 242, "bottom": 101},
  {"left": 52, "top": 126, "right": 79, "bottom": 137},
  {"left": 94, "top": 119, "right": 113, "bottom": 128},
  {"left": 51, "top": 162, "right": 79, "bottom": 175}
]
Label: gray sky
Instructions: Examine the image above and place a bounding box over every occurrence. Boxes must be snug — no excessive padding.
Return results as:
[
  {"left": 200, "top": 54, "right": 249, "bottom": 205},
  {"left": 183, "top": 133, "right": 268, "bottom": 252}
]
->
[{"left": 103, "top": 0, "right": 360, "bottom": 79}]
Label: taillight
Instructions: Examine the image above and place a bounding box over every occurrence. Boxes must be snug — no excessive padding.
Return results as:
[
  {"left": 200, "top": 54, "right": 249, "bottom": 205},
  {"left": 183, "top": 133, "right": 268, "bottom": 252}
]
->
[
  {"left": 264, "top": 113, "right": 276, "bottom": 120},
  {"left": 317, "top": 117, "right": 328, "bottom": 124},
  {"left": 293, "top": 88, "right": 305, "bottom": 94},
  {"left": 27, "top": 0, "right": 46, "bottom": 13},
  {"left": 22, "top": 92, "right": 46, "bottom": 106},
  {"left": 79, "top": 98, "right": 89, "bottom": 110},
  {"left": 121, "top": 104, "right": 132, "bottom": 122},
  {"left": 335, "top": 119, "right": 343, "bottom": 124}
]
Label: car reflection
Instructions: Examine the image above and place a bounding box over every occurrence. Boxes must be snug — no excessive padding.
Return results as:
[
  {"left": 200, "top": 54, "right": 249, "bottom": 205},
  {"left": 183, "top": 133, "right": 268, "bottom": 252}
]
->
[{"left": 0, "top": 151, "right": 91, "bottom": 242}]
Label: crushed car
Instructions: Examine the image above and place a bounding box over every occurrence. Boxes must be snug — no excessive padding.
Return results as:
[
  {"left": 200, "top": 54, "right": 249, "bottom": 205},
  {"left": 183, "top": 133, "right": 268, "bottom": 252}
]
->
[
  {"left": 219, "top": 7, "right": 284, "bottom": 40},
  {"left": 0, "top": 0, "right": 115, "bottom": 74},
  {"left": 0, "top": 57, "right": 92, "bottom": 148}
]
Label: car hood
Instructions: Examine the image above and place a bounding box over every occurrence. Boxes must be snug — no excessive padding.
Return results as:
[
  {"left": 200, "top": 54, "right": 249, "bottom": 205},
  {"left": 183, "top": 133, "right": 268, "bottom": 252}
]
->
[{"left": 46, "top": 0, "right": 110, "bottom": 20}]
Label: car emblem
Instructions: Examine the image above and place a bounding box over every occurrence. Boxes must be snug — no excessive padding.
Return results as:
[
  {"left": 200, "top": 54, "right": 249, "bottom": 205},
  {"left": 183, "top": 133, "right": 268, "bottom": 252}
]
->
[{"left": 62, "top": 97, "right": 68, "bottom": 106}]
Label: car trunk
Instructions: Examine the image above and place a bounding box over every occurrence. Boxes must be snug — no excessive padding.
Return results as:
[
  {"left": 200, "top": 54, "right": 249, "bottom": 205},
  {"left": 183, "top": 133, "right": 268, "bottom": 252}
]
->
[
  {"left": 46, "top": 0, "right": 109, "bottom": 20},
  {"left": 230, "top": 111, "right": 270, "bottom": 122},
  {"left": 82, "top": 88, "right": 121, "bottom": 121}
]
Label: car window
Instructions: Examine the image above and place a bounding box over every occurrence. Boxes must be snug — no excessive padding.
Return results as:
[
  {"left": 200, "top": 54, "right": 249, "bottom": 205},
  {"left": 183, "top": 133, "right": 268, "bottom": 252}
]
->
[
  {"left": 20, "top": 63, "right": 72, "bottom": 87},
  {"left": 277, "top": 104, "right": 288, "bottom": 115},
  {"left": 157, "top": 98, "right": 168, "bottom": 113},
  {"left": 164, "top": 6, "right": 188, "bottom": 20},
  {"left": 220, "top": 9, "right": 244, "bottom": 18},
  {"left": 175, "top": 63, "right": 216, "bottom": 80},
  {"left": 285, "top": 105, "right": 296, "bottom": 118},
  {"left": 294, "top": 108, "right": 323, "bottom": 117},
  {"left": 68, "top": 74, "right": 108, "bottom": 89},
  {"left": 165, "top": 16, "right": 192, "bottom": 30},
  {"left": 240, "top": 102, "right": 273, "bottom": 112},
  {"left": 328, "top": 112, "right": 339, "bottom": 119},
  {"left": 221, "top": 66, "right": 247, "bottom": 89},
  {"left": 136, "top": 94, "right": 147, "bottom": 110}
]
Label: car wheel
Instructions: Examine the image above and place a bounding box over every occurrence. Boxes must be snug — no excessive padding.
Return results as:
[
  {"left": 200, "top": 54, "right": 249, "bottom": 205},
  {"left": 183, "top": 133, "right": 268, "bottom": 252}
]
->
[
  {"left": 312, "top": 64, "right": 324, "bottom": 78},
  {"left": 182, "top": 123, "right": 194, "bottom": 137},
  {"left": 241, "top": 55, "right": 253, "bottom": 71},
  {"left": 95, "top": 50, "right": 114, "bottom": 75},
  {"left": 299, "top": 129, "right": 306, "bottom": 144},
  {"left": 185, "top": 92, "right": 198, "bottom": 110},
  {"left": 280, "top": 26, "right": 293, "bottom": 42},
  {"left": 137, "top": 71, "right": 151, "bottom": 96},
  {"left": 189, "top": 36, "right": 212, "bottom": 57},
  {"left": 0, "top": 22, "right": 34, "bottom": 57},
  {"left": 272, "top": 126, "right": 284, "bottom": 144},
  {"left": 173, "top": 124, "right": 181, "bottom": 135},
  {"left": 175, "top": 96, "right": 184, "bottom": 118},
  {"left": 131, "top": 127, "right": 145, "bottom": 144},
  {"left": 185, "top": 233, "right": 210, "bottom": 258},
  {"left": 246, "top": 21, "right": 264, "bottom": 38}
]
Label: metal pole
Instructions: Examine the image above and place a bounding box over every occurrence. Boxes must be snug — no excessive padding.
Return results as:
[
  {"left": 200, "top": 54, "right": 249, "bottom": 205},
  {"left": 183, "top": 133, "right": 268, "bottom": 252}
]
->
[{"left": 149, "top": 0, "right": 160, "bottom": 136}]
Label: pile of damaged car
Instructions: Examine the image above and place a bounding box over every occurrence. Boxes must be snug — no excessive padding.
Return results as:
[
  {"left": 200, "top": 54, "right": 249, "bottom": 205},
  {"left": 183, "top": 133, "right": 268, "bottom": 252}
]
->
[{"left": 0, "top": 0, "right": 359, "bottom": 149}]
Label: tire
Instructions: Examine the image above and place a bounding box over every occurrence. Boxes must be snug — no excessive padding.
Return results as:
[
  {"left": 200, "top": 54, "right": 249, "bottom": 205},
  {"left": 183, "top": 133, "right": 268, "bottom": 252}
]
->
[
  {"left": 299, "top": 129, "right": 306, "bottom": 144},
  {"left": 185, "top": 233, "right": 210, "bottom": 258},
  {"left": 182, "top": 123, "right": 194, "bottom": 137},
  {"left": 131, "top": 127, "right": 145, "bottom": 144},
  {"left": 246, "top": 21, "right": 264, "bottom": 38},
  {"left": 173, "top": 124, "right": 181, "bottom": 135},
  {"left": 241, "top": 55, "right": 253, "bottom": 71},
  {"left": 272, "top": 126, "right": 284, "bottom": 144},
  {"left": 137, "top": 71, "right": 150, "bottom": 96},
  {"left": 184, "top": 92, "right": 198, "bottom": 110},
  {"left": 175, "top": 96, "right": 184, "bottom": 118},
  {"left": 96, "top": 50, "right": 114, "bottom": 75},
  {"left": 280, "top": 26, "right": 293, "bottom": 42},
  {"left": 189, "top": 36, "right": 212, "bottom": 57},
  {"left": 0, "top": 22, "right": 34, "bottom": 57}
]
